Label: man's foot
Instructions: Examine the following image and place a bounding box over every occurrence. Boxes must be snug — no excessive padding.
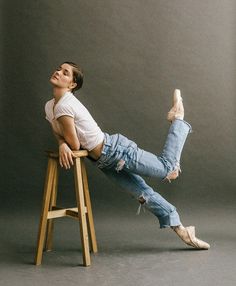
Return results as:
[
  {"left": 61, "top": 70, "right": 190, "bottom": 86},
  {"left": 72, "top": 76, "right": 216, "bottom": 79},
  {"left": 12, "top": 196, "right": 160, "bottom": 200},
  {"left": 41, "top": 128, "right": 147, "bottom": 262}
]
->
[
  {"left": 167, "top": 89, "right": 184, "bottom": 121},
  {"left": 172, "top": 225, "right": 210, "bottom": 250}
]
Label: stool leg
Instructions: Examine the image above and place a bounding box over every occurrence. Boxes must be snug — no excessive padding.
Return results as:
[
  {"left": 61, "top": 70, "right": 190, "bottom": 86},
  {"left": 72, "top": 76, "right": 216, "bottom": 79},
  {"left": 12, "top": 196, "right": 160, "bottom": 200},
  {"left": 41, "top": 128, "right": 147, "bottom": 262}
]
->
[
  {"left": 35, "top": 158, "right": 56, "bottom": 265},
  {"left": 45, "top": 159, "right": 58, "bottom": 251},
  {"left": 81, "top": 158, "right": 98, "bottom": 253},
  {"left": 74, "top": 157, "right": 91, "bottom": 266}
]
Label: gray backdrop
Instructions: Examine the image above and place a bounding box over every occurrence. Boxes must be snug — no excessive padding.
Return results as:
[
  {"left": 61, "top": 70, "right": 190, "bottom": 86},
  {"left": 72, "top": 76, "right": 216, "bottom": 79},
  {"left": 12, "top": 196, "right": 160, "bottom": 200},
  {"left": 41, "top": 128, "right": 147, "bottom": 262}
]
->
[{"left": 1, "top": 0, "right": 236, "bottom": 214}]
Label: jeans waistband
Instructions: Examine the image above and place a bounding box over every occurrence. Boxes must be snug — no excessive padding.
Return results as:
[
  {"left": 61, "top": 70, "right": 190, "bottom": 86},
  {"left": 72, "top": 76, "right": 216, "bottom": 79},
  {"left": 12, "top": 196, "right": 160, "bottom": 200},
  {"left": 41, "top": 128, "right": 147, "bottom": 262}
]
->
[
  {"left": 96, "top": 133, "right": 112, "bottom": 167},
  {"left": 101, "top": 133, "right": 112, "bottom": 154}
]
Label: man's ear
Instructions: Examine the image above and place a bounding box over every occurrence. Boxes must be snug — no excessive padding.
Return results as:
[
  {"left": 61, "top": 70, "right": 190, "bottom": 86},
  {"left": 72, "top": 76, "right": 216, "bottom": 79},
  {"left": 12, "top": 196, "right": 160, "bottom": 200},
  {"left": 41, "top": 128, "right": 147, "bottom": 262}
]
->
[{"left": 70, "top": 82, "right": 77, "bottom": 90}]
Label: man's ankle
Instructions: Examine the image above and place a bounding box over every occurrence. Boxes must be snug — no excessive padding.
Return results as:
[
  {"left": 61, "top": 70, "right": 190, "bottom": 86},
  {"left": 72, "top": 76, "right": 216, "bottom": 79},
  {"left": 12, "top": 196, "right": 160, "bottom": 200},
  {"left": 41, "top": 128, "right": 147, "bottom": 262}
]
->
[{"left": 171, "top": 225, "right": 185, "bottom": 231}]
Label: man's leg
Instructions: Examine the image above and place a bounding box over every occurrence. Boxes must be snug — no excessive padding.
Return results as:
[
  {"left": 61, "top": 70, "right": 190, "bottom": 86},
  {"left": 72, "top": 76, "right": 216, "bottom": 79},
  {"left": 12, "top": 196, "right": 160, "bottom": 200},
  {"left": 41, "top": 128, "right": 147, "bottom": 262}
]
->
[
  {"left": 101, "top": 167, "right": 210, "bottom": 249},
  {"left": 107, "top": 91, "right": 191, "bottom": 181},
  {"left": 101, "top": 167, "right": 181, "bottom": 228},
  {"left": 109, "top": 117, "right": 191, "bottom": 181}
]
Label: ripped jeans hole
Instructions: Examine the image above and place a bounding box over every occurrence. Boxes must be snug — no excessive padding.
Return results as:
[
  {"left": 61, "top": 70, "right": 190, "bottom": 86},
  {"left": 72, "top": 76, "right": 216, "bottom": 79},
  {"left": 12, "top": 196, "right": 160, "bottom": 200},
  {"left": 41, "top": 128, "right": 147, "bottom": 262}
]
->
[
  {"left": 138, "top": 196, "right": 146, "bottom": 204},
  {"left": 115, "top": 159, "right": 126, "bottom": 172},
  {"left": 136, "top": 196, "right": 146, "bottom": 215}
]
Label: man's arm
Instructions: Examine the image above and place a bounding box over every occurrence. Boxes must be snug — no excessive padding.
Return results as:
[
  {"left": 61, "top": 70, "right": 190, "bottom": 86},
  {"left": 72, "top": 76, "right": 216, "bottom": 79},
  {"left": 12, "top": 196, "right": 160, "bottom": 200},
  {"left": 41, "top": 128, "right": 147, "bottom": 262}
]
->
[
  {"left": 52, "top": 116, "right": 80, "bottom": 169},
  {"left": 57, "top": 115, "right": 80, "bottom": 150},
  {"left": 53, "top": 131, "right": 66, "bottom": 146}
]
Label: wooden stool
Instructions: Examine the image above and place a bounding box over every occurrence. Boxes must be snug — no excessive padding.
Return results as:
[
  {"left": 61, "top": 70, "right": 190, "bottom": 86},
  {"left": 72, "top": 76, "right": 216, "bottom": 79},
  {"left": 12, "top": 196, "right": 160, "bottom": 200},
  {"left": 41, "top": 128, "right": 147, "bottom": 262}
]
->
[{"left": 35, "top": 150, "right": 97, "bottom": 266}]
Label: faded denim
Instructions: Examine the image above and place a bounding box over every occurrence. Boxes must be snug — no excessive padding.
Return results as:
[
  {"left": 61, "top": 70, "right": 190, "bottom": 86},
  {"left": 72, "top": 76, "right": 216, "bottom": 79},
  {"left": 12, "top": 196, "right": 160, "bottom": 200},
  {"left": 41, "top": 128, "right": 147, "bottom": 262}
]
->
[{"left": 96, "top": 119, "right": 192, "bottom": 228}]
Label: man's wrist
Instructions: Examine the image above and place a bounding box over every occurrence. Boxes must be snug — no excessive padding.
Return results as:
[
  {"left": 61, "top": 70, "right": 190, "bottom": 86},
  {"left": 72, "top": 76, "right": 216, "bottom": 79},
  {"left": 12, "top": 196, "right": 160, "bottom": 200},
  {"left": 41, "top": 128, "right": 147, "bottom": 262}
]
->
[{"left": 59, "top": 140, "right": 67, "bottom": 147}]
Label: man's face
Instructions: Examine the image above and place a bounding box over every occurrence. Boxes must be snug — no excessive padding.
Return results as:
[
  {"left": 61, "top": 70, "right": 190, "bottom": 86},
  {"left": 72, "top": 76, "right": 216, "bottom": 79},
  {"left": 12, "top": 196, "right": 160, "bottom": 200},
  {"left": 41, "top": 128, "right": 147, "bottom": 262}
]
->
[{"left": 50, "top": 63, "right": 75, "bottom": 90}]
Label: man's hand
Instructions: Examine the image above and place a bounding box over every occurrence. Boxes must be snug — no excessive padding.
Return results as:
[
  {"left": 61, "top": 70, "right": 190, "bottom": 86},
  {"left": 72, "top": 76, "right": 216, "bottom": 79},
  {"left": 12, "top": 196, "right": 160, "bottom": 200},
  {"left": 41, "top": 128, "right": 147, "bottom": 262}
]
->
[{"left": 59, "top": 142, "right": 75, "bottom": 169}]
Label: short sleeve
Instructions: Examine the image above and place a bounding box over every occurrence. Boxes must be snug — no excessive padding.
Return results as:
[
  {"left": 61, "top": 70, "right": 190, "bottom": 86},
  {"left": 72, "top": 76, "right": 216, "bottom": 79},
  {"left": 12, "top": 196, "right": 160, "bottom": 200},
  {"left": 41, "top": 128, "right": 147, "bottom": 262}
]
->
[
  {"left": 54, "top": 103, "right": 75, "bottom": 120},
  {"left": 45, "top": 100, "right": 52, "bottom": 122}
]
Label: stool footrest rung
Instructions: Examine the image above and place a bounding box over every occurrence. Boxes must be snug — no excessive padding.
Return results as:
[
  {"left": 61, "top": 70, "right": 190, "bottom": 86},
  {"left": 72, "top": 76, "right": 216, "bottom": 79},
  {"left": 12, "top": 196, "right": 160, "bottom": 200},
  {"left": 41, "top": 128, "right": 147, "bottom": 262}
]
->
[{"left": 47, "top": 206, "right": 87, "bottom": 219}]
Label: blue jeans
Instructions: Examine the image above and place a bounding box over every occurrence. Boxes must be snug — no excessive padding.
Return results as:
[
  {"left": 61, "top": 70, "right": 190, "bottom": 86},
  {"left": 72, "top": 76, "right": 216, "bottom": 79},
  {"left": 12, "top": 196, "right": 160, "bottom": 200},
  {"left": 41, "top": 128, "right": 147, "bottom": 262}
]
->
[{"left": 96, "top": 119, "right": 192, "bottom": 228}]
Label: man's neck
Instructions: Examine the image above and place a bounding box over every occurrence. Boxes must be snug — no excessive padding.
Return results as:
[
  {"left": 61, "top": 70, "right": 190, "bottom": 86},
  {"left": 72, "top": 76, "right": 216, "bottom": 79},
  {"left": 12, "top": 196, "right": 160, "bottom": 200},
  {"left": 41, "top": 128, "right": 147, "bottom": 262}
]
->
[{"left": 53, "top": 87, "right": 70, "bottom": 104}]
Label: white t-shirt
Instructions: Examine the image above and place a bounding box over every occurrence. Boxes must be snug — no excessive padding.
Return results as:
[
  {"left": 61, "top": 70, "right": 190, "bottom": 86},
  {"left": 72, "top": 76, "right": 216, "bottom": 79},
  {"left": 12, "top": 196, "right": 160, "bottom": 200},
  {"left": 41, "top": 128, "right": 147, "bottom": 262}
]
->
[{"left": 45, "top": 91, "right": 104, "bottom": 151}]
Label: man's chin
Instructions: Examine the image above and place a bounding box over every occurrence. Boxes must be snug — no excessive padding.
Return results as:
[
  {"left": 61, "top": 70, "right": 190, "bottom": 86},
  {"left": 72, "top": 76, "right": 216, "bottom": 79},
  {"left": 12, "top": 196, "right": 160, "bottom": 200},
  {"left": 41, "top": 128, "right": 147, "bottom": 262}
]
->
[{"left": 49, "top": 78, "right": 57, "bottom": 85}]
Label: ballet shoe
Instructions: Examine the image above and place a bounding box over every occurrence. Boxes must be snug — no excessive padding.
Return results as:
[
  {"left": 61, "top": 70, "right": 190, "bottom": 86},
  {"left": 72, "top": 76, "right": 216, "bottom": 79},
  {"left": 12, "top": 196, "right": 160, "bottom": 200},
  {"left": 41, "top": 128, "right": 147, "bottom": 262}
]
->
[
  {"left": 167, "top": 89, "right": 184, "bottom": 122},
  {"left": 173, "top": 225, "right": 210, "bottom": 250}
]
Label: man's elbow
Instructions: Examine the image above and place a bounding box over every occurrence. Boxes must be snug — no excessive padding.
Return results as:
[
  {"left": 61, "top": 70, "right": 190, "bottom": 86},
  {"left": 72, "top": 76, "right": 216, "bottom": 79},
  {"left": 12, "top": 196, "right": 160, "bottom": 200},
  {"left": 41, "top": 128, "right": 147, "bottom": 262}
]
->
[
  {"left": 65, "top": 137, "right": 80, "bottom": 150},
  {"left": 70, "top": 142, "right": 80, "bottom": 151},
  {"left": 73, "top": 143, "right": 80, "bottom": 151}
]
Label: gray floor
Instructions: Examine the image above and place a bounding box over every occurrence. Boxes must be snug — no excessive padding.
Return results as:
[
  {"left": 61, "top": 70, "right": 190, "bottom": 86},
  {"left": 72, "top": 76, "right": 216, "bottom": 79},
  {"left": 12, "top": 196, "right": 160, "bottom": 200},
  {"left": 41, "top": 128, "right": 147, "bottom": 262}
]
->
[{"left": 0, "top": 205, "right": 236, "bottom": 286}]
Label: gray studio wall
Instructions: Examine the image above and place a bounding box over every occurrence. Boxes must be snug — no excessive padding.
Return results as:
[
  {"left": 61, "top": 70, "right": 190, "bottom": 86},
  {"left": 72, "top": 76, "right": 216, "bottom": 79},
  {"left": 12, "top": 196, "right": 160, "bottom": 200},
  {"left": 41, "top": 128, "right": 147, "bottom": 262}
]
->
[{"left": 1, "top": 0, "right": 236, "bottom": 213}]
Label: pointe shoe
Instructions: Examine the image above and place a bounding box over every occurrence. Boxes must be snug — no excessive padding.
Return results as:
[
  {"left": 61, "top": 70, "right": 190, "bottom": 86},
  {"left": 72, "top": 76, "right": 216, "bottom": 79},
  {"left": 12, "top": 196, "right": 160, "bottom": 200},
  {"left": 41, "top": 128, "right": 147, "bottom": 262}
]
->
[
  {"left": 173, "top": 225, "right": 210, "bottom": 250},
  {"left": 167, "top": 89, "right": 184, "bottom": 122},
  {"left": 186, "top": 226, "right": 210, "bottom": 249}
]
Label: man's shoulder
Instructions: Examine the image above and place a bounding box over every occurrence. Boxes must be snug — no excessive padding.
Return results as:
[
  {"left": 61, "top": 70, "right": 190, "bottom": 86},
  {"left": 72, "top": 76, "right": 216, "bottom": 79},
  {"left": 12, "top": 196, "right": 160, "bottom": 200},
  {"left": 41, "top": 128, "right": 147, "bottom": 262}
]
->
[
  {"left": 59, "top": 94, "right": 87, "bottom": 112},
  {"left": 45, "top": 99, "right": 55, "bottom": 121}
]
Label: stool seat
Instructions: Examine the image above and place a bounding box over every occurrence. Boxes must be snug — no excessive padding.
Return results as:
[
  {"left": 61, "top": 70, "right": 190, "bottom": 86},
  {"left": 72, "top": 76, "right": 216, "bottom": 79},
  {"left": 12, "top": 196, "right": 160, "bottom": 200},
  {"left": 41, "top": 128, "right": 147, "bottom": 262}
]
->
[
  {"left": 35, "top": 150, "right": 97, "bottom": 266},
  {"left": 46, "top": 150, "right": 89, "bottom": 158}
]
